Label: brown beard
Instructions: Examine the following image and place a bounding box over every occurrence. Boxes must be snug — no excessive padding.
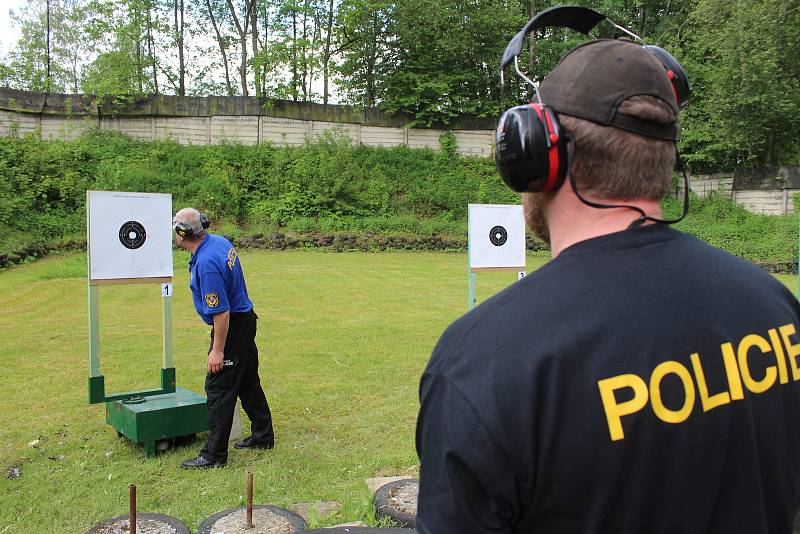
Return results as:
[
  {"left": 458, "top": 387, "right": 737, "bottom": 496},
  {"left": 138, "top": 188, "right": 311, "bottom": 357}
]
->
[{"left": 522, "top": 192, "right": 551, "bottom": 244}]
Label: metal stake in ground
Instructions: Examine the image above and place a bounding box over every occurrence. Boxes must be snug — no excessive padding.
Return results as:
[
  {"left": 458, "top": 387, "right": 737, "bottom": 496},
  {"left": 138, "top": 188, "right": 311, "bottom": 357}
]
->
[
  {"left": 129, "top": 484, "right": 137, "bottom": 534},
  {"left": 246, "top": 470, "right": 254, "bottom": 528}
]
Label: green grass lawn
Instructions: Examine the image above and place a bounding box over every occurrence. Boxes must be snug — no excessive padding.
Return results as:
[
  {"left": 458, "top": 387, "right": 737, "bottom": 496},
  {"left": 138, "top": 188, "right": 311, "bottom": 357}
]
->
[
  {"left": 0, "top": 249, "right": 548, "bottom": 533},
  {"left": 0, "top": 249, "right": 796, "bottom": 533}
]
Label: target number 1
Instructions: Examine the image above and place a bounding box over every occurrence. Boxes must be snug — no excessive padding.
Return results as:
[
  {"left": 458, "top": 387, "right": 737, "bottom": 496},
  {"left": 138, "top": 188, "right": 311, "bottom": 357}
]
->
[{"left": 162, "top": 283, "right": 173, "bottom": 297}]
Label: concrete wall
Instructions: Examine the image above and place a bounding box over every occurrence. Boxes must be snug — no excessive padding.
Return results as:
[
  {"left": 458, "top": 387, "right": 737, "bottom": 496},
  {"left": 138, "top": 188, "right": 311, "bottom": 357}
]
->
[
  {"left": 0, "top": 88, "right": 496, "bottom": 157},
  {"left": 0, "top": 109, "right": 498, "bottom": 157},
  {"left": 689, "top": 169, "right": 799, "bottom": 215},
  {"left": 733, "top": 190, "right": 794, "bottom": 215},
  {"left": 689, "top": 173, "right": 734, "bottom": 198}
]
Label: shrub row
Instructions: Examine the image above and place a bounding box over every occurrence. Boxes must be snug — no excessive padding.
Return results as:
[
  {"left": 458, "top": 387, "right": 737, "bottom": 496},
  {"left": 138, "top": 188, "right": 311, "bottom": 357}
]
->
[
  {"left": 2, "top": 229, "right": 795, "bottom": 275},
  {"left": 0, "top": 129, "right": 796, "bottom": 267}
]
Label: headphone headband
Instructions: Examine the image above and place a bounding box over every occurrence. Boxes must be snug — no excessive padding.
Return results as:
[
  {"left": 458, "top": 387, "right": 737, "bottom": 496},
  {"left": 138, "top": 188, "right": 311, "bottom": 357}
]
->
[
  {"left": 501, "top": 6, "right": 606, "bottom": 72},
  {"left": 495, "top": 5, "right": 691, "bottom": 195}
]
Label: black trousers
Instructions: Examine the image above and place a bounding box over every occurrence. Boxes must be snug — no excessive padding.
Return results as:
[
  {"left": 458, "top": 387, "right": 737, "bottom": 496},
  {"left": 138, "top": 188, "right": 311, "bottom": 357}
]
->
[{"left": 201, "top": 310, "right": 274, "bottom": 461}]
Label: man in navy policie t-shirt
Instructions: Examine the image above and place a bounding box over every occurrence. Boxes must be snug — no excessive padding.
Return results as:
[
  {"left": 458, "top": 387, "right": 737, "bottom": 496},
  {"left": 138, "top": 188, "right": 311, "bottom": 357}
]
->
[{"left": 415, "top": 35, "right": 800, "bottom": 534}]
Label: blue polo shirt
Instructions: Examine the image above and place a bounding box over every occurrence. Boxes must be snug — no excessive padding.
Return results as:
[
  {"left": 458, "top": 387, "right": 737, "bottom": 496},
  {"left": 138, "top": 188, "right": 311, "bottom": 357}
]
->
[{"left": 188, "top": 234, "right": 253, "bottom": 325}]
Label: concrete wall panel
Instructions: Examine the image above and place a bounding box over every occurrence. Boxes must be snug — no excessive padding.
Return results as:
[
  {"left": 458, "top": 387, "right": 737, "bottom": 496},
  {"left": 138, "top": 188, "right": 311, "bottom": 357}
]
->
[
  {"left": 454, "top": 130, "right": 494, "bottom": 157},
  {"left": 360, "top": 126, "right": 406, "bottom": 147},
  {"left": 407, "top": 129, "right": 443, "bottom": 150},
  {"left": 155, "top": 117, "right": 210, "bottom": 144},
  {"left": 101, "top": 117, "right": 154, "bottom": 139},
  {"left": 40, "top": 115, "right": 96, "bottom": 140},
  {"left": 260, "top": 116, "right": 309, "bottom": 146},
  {"left": 690, "top": 176, "right": 734, "bottom": 198},
  {"left": 733, "top": 190, "right": 792, "bottom": 215},
  {"left": 310, "top": 121, "right": 360, "bottom": 144},
  {"left": 210, "top": 116, "right": 259, "bottom": 145},
  {"left": 0, "top": 111, "right": 39, "bottom": 136}
]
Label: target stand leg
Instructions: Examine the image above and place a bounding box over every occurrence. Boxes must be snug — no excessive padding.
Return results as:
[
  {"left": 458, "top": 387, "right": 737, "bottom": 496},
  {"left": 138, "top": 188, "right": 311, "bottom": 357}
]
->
[{"left": 143, "top": 441, "right": 156, "bottom": 459}]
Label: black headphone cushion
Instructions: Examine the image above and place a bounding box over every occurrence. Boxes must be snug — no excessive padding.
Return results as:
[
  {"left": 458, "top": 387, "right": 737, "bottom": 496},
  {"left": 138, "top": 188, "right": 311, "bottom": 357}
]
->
[
  {"left": 495, "top": 104, "right": 568, "bottom": 193},
  {"left": 174, "top": 221, "right": 194, "bottom": 239}
]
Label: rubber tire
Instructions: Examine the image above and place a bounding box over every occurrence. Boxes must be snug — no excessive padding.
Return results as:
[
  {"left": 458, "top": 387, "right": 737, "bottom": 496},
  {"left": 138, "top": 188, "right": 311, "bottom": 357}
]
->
[
  {"left": 86, "top": 512, "right": 189, "bottom": 534},
  {"left": 374, "top": 478, "right": 418, "bottom": 528},
  {"left": 198, "top": 504, "right": 306, "bottom": 533}
]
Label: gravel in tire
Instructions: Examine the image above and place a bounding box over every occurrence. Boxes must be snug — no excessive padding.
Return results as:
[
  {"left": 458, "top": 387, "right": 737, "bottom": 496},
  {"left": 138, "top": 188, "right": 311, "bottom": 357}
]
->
[
  {"left": 86, "top": 513, "right": 189, "bottom": 534},
  {"left": 198, "top": 505, "right": 305, "bottom": 534},
  {"left": 387, "top": 481, "right": 418, "bottom": 516},
  {"left": 374, "top": 478, "right": 418, "bottom": 528}
]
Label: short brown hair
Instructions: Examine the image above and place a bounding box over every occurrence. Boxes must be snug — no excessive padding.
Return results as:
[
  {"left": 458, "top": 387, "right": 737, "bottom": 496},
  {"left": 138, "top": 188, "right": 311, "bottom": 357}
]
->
[{"left": 559, "top": 96, "right": 677, "bottom": 200}]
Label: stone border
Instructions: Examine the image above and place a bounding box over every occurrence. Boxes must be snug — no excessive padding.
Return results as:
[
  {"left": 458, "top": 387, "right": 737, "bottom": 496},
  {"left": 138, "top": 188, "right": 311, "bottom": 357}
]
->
[{"left": 86, "top": 512, "right": 190, "bottom": 534}]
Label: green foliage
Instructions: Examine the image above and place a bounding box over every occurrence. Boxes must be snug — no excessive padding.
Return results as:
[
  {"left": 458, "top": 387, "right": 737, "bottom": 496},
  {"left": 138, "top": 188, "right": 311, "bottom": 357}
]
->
[
  {"left": 1, "top": 130, "right": 795, "bottom": 266},
  {"left": 663, "top": 191, "right": 798, "bottom": 263},
  {"left": 677, "top": 0, "right": 800, "bottom": 170},
  {"left": 373, "top": 0, "right": 527, "bottom": 125},
  {"left": 0, "top": 130, "right": 510, "bottom": 255}
]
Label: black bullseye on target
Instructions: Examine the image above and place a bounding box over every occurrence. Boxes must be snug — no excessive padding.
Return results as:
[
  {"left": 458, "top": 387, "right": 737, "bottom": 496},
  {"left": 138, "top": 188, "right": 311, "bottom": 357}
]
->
[
  {"left": 489, "top": 225, "right": 508, "bottom": 246},
  {"left": 119, "top": 221, "right": 147, "bottom": 249}
]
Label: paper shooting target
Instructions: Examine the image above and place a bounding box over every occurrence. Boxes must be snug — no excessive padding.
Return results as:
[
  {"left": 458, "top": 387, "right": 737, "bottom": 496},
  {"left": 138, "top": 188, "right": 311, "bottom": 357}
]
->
[
  {"left": 118, "top": 220, "right": 147, "bottom": 249},
  {"left": 468, "top": 204, "right": 525, "bottom": 270},
  {"left": 489, "top": 225, "right": 508, "bottom": 246},
  {"left": 87, "top": 191, "right": 173, "bottom": 281}
]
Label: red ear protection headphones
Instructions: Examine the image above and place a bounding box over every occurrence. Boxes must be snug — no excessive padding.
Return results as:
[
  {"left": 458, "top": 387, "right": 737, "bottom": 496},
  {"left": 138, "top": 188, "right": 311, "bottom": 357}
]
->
[
  {"left": 174, "top": 212, "right": 210, "bottom": 239},
  {"left": 495, "top": 6, "right": 691, "bottom": 194}
]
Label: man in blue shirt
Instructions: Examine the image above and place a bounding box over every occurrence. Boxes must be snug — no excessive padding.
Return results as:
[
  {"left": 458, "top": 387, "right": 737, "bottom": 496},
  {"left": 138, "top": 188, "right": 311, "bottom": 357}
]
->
[{"left": 173, "top": 208, "right": 275, "bottom": 469}]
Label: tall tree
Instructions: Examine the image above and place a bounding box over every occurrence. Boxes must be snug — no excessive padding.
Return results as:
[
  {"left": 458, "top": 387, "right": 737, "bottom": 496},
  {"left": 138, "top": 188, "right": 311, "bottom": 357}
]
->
[
  {"left": 321, "top": 0, "right": 335, "bottom": 103},
  {"left": 145, "top": 0, "right": 159, "bottom": 93},
  {"left": 249, "top": 0, "right": 261, "bottom": 95},
  {"left": 173, "top": 0, "right": 186, "bottom": 95},
  {"left": 225, "top": 0, "right": 257, "bottom": 96},
  {"left": 334, "top": 0, "right": 394, "bottom": 107},
  {"left": 679, "top": 0, "right": 800, "bottom": 170},
  {"left": 202, "top": 0, "right": 234, "bottom": 95},
  {"left": 379, "top": 0, "right": 528, "bottom": 124},
  {"left": 4, "top": 0, "right": 102, "bottom": 92}
]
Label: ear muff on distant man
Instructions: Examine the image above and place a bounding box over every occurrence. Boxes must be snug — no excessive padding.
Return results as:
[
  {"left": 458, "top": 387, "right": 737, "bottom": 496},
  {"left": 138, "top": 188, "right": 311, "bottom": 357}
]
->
[
  {"left": 174, "top": 213, "right": 210, "bottom": 239},
  {"left": 494, "top": 5, "right": 691, "bottom": 194}
]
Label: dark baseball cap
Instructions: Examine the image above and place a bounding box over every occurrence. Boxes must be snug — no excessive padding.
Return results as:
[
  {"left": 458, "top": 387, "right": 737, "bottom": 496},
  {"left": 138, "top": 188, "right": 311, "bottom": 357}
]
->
[{"left": 539, "top": 39, "right": 680, "bottom": 140}]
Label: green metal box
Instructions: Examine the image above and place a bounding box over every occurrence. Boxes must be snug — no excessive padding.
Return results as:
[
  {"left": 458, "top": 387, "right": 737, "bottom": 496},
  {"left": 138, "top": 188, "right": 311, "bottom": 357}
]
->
[{"left": 106, "top": 387, "right": 208, "bottom": 458}]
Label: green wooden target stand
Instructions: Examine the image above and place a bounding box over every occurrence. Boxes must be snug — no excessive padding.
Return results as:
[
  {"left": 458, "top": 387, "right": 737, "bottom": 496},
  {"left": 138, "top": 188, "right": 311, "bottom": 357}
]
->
[{"left": 86, "top": 190, "right": 208, "bottom": 458}]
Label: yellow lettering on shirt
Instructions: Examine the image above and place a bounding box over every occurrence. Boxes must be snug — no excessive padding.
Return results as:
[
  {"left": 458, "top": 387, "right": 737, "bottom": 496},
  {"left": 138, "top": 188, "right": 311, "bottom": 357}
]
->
[
  {"left": 691, "top": 352, "right": 731, "bottom": 412},
  {"left": 737, "top": 334, "right": 776, "bottom": 394},
  {"left": 650, "top": 361, "right": 695, "bottom": 424},
  {"left": 597, "top": 374, "right": 648, "bottom": 442},
  {"left": 767, "top": 328, "right": 789, "bottom": 384},
  {"left": 779, "top": 324, "right": 800, "bottom": 381},
  {"left": 597, "top": 323, "right": 797, "bottom": 442},
  {"left": 721, "top": 342, "right": 745, "bottom": 400}
]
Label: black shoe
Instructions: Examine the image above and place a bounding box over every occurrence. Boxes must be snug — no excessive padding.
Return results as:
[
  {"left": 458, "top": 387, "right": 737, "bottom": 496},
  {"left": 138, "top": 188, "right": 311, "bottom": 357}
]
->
[
  {"left": 180, "top": 454, "right": 226, "bottom": 469},
  {"left": 234, "top": 436, "right": 274, "bottom": 450}
]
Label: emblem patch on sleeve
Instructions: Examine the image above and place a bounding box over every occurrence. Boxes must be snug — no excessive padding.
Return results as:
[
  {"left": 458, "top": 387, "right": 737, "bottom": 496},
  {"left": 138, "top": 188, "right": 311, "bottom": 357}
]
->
[
  {"left": 205, "top": 292, "right": 220, "bottom": 308},
  {"left": 227, "top": 248, "right": 238, "bottom": 270}
]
